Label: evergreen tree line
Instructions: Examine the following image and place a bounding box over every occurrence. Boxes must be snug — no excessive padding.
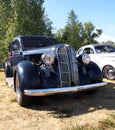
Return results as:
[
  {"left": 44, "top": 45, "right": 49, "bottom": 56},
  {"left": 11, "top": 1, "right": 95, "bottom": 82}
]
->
[
  {"left": 54, "top": 10, "right": 102, "bottom": 49},
  {"left": 0, "top": 0, "right": 52, "bottom": 61},
  {"left": 0, "top": 0, "right": 113, "bottom": 62}
]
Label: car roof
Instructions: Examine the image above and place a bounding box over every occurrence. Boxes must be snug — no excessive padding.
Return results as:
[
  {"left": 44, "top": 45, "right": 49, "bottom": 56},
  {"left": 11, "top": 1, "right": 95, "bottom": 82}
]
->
[
  {"left": 80, "top": 43, "right": 111, "bottom": 49},
  {"left": 11, "top": 35, "right": 54, "bottom": 42}
]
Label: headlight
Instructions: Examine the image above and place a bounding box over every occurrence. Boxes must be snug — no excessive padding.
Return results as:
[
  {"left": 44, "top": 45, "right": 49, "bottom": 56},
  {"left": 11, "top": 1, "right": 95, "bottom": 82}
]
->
[
  {"left": 82, "top": 54, "right": 90, "bottom": 64},
  {"left": 41, "top": 53, "right": 54, "bottom": 65}
]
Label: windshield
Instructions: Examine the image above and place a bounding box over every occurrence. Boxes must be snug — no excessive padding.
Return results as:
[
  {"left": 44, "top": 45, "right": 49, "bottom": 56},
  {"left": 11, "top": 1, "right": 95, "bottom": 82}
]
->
[
  {"left": 22, "top": 37, "right": 58, "bottom": 50},
  {"left": 95, "top": 45, "right": 115, "bottom": 53}
]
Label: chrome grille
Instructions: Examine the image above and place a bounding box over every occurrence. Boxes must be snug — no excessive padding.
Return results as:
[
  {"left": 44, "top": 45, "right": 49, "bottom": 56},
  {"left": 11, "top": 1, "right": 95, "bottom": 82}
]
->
[
  {"left": 57, "top": 46, "right": 71, "bottom": 87},
  {"left": 57, "top": 46, "right": 79, "bottom": 87}
]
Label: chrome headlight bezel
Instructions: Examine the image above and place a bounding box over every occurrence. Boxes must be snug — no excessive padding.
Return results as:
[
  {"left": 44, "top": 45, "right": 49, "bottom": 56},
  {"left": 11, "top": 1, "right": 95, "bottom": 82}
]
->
[
  {"left": 82, "top": 54, "right": 90, "bottom": 64},
  {"left": 41, "top": 53, "right": 55, "bottom": 65}
]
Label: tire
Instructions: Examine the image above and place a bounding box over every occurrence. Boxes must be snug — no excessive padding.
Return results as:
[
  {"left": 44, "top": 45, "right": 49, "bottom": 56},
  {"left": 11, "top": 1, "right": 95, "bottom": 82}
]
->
[
  {"left": 15, "top": 72, "right": 32, "bottom": 107},
  {"left": 103, "top": 66, "right": 115, "bottom": 80}
]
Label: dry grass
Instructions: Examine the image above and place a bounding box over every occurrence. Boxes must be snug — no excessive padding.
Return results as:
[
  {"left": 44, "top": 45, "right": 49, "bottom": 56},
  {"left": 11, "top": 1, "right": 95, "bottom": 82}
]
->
[{"left": 0, "top": 71, "right": 115, "bottom": 130}]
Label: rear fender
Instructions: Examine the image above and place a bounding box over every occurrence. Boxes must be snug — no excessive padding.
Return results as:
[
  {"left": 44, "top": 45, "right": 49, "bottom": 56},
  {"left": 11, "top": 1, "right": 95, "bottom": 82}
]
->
[{"left": 5, "top": 61, "right": 13, "bottom": 77}]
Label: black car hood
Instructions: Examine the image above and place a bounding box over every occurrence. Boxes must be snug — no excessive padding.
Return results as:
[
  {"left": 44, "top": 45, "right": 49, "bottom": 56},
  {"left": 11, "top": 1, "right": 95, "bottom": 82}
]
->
[{"left": 23, "top": 44, "right": 65, "bottom": 55}]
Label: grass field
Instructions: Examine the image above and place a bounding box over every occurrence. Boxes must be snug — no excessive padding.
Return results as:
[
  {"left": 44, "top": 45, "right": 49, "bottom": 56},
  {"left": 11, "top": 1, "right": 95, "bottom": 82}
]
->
[{"left": 0, "top": 70, "right": 115, "bottom": 130}]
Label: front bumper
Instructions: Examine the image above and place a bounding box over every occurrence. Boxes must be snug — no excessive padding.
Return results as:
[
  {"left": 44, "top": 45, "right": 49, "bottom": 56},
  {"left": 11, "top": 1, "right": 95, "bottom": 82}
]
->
[{"left": 24, "top": 82, "right": 107, "bottom": 96}]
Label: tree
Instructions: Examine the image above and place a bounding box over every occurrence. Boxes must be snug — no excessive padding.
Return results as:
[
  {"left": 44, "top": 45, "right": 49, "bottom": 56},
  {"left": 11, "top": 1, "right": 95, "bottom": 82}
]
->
[
  {"left": 0, "top": 0, "right": 12, "bottom": 61},
  {"left": 102, "top": 40, "right": 115, "bottom": 47},
  {"left": 43, "top": 14, "right": 53, "bottom": 36},
  {"left": 0, "top": 0, "right": 53, "bottom": 61},
  {"left": 54, "top": 10, "right": 83, "bottom": 49},
  {"left": 55, "top": 10, "right": 103, "bottom": 50},
  {"left": 82, "top": 22, "right": 102, "bottom": 45},
  {"left": 65, "top": 10, "right": 83, "bottom": 49},
  {"left": 54, "top": 29, "right": 65, "bottom": 43},
  {"left": 7, "top": 0, "right": 46, "bottom": 36}
]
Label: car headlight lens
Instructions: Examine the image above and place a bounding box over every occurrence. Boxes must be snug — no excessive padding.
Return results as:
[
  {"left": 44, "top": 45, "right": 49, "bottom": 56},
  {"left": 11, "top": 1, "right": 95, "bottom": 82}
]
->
[
  {"left": 82, "top": 54, "right": 90, "bottom": 64},
  {"left": 41, "top": 53, "right": 54, "bottom": 65}
]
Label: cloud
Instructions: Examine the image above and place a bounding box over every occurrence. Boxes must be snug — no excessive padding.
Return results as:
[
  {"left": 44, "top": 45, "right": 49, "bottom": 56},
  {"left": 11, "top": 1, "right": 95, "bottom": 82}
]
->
[{"left": 97, "top": 33, "right": 115, "bottom": 42}]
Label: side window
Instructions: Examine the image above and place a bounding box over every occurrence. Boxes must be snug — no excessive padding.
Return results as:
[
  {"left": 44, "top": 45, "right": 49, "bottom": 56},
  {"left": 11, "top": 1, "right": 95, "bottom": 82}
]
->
[
  {"left": 83, "top": 48, "right": 94, "bottom": 54},
  {"left": 10, "top": 40, "right": 20, "bottom": 52},
  {"left": 83, "top": 48, "right": 90, "bottom": 54},
  {"left": 90, "top": 48, "right": 94, "bottom": 54}
]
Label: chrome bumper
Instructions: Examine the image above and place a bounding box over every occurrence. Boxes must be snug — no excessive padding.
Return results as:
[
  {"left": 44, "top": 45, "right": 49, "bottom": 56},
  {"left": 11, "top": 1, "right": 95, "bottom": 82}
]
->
[{"left": 24, "top": 82, "right": 107, "bottom": 96}]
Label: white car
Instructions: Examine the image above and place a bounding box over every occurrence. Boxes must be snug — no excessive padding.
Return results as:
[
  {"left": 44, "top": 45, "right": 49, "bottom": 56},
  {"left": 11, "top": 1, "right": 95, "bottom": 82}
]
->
[{"left": 77, "top": 44, "right": 115, "bottom": 80}]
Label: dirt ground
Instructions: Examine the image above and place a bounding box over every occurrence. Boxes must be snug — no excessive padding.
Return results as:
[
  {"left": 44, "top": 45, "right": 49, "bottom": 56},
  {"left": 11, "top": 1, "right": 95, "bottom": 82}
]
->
[{"left": 0, "top": 71, "right": 115, "bottom": 130}]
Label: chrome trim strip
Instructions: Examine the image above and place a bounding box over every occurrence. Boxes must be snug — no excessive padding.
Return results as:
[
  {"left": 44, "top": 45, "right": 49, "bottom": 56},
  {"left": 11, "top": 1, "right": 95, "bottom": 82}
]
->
[{"left": 24, "top": 82, "right": 107, "bottom": 96}]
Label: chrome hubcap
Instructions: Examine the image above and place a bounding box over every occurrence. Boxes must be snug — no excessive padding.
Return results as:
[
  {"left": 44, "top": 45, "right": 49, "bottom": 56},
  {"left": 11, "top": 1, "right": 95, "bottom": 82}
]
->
[{"left": 107, "top": 68, "right": 115, "bottom": 77}]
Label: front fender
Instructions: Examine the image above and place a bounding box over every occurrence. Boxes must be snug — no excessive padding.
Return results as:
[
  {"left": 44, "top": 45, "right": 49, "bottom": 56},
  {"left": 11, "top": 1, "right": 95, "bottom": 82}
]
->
[
  {"left": 79, "top": 61, "right": 103, "bottom": 85},
  {"left": 15, "top": 61, "right": 40, "bottom": 91},
  {"left": 86, "top": 61, "right": 103, "bottom": 83}
]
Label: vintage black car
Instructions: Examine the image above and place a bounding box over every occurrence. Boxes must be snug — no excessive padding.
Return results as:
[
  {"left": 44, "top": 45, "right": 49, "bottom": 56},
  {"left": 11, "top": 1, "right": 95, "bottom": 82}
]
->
[{"left": 5, "top": 35, "right": 107, "bottom": 106}]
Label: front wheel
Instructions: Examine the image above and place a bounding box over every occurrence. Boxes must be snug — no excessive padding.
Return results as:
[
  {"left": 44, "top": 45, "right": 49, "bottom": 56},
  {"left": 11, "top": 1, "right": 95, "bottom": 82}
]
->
[
  {"left": 15, "top": 72, "right": 32, "bottom": 106},
  {"left": 103, "top": 66, "right": 115, "bottom": 80}
]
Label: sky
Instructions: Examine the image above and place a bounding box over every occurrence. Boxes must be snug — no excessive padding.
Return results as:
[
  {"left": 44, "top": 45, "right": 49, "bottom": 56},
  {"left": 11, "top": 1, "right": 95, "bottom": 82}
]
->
[{"left": 44, "top": 0, "right": 115, "bottom": 42}]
